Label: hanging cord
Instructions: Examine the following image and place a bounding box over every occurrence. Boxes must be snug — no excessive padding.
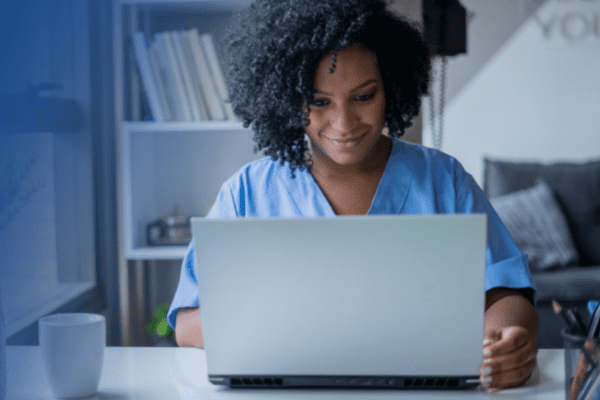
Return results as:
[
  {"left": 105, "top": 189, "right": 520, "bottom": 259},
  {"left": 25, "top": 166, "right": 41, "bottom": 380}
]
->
[{"left": 429, "top": 56, "right": 447, "bottom": 150}]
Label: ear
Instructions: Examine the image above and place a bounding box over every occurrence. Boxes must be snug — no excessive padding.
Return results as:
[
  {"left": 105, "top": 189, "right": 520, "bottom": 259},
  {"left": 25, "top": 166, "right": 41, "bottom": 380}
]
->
[{"left": 382, "top": 123, "right": 389, "bottom": 136}]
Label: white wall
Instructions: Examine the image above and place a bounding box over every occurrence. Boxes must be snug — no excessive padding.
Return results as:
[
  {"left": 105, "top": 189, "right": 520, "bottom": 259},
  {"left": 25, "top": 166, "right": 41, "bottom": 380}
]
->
[
  {"left": 435, "top": 0, "right": 546, "bottom": 107},
  {"left": 390, "top": 0, "right": 543, "bottom": 145},
  {"left": 424, "top": 0, "right": 600, "bottom": 185}
]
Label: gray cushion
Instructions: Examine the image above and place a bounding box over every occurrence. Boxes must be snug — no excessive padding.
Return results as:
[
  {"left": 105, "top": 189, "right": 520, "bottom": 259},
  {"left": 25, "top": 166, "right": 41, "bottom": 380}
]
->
[
  {"left": 483, "top": 158, "right": 600, "bottom": 265},
  {"left": 490, "top": 181, "right": 579, "bottom": 271},
  {"left": 531, "top": 265, "right": 600, "bottom": 302}
]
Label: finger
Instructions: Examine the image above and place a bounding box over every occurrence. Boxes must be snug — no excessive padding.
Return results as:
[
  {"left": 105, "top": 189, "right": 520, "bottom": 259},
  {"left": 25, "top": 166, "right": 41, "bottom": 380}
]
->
[
  {"left": 484, "top": 329, "right": 502, "bottom": 344},
  {"left": 481, "top": 357, "right": 536, "bottom": 391},
  {"left": 481, "top": 357, "right": 536, "bottom": 392},
  {"left": 483, "top": 330, "right": 502, "bottom": 356},
  {"left": 484, "top": 326, "right": 531, "bottom": 358},
  {"left": 480, "top": 339, "right": 537, "bottom": 377}
]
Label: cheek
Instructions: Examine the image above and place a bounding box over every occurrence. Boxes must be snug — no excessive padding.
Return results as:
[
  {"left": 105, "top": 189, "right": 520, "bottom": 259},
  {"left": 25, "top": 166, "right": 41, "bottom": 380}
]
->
[
  {"left": 304, "top": 113, "right": 324, "bottom": 137},
  {"left": 366, "top": 107, "right": 384, "bottom": 121},
  {"left": 373, "top": 99, "right": 386, "bottom": 126},
  {"left": 364, "top": 104, "right": 386, "bottom": 126}
]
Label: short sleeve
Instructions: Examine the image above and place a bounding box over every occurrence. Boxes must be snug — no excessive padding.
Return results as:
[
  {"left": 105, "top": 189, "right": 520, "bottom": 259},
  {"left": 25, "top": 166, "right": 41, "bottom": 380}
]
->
[
  {"left": 167, "top": 241, "right": 199, "bottom": 330},
  {"left": 167, "top": 181, "right": 240, "bottom": 330},
  {"left": 456, "top": 169, "right": 537, "bottom": 306}
]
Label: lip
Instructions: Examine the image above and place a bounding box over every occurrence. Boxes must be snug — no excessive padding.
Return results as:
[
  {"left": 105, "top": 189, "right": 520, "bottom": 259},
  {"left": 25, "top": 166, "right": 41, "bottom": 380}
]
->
[
  {"left": 327, "top": 133, "right": 365, "bottom": 143},
  {"left": 325, "top": 133, "right": 367, "bottom": 152}
]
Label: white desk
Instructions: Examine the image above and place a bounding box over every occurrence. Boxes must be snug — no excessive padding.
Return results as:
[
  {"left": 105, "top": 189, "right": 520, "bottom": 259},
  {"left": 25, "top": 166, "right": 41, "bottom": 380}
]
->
[{"left": 7, "top": 346, "right": 566, "bottom": 399}]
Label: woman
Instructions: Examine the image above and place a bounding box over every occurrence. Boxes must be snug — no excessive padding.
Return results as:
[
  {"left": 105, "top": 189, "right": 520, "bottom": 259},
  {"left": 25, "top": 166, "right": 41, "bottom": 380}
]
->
[{"left": 168, "top": 0, "right": 539, "bottom": 393}]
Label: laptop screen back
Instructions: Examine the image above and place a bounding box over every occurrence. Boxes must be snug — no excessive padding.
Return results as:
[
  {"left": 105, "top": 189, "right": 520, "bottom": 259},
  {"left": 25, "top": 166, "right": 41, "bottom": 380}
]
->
[{"left": 192, "top": 214, "right": 487, "bottom": 385}]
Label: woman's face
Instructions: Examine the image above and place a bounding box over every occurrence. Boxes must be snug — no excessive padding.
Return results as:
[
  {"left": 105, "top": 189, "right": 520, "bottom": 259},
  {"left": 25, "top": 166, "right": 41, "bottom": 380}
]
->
[{"left": 304, "top": 43, "right": 386, "bottom": 170}]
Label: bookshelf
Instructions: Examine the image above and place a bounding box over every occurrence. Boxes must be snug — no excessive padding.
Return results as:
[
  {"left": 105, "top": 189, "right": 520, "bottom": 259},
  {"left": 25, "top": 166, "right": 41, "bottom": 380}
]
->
[
  {"left": 120, "top": 121, "right": 260, "bottom": 260},
  {"left": 116, "top": 0, "right": 260, "bottom": 261}
]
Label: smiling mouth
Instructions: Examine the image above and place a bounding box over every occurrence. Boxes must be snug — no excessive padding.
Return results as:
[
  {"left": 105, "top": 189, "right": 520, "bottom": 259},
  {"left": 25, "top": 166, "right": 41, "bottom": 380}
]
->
[{"left": 328, "top": 134, "right": 365, "bottom": 143}]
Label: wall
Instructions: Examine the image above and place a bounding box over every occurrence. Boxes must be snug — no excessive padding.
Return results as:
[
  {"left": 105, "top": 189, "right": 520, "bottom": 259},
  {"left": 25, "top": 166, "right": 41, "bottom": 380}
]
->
[
  {"left": 389, "top": 0, "right": 544, "bottom": 146},
  {"left": 423, "top": 0, "right": 600, "bottom": 184},
  {"left": 0, "top": 0, "right": 99, "bottom": 343},
  {"left": 432, "top": 1, "right": 547, "bottom": 108}
]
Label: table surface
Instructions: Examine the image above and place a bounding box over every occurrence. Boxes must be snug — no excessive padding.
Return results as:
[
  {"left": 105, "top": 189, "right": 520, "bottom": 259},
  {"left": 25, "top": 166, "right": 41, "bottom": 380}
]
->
[{"left": 7, "top": 346, "right": 566, "bottom": 399}]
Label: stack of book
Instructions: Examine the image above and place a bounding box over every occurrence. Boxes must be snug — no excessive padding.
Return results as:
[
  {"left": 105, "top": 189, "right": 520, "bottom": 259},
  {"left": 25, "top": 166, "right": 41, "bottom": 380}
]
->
[{"left": 131, "top": 29, "right": 237, "bottom": 122}]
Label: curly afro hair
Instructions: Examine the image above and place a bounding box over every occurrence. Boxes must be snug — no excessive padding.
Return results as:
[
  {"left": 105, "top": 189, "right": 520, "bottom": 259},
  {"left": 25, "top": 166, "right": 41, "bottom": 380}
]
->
[{"left": 223, "top": 0, "right": 431, "bottom": 177}]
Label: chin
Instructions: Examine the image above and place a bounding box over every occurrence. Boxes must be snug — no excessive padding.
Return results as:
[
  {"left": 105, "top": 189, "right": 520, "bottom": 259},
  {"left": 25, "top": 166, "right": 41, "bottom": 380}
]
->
[
  {"left": 312, "top": 131, "right": 385, "bottom": 167},
  {"left": 326, "top": 148, "right": 373, "bottom": 167}
]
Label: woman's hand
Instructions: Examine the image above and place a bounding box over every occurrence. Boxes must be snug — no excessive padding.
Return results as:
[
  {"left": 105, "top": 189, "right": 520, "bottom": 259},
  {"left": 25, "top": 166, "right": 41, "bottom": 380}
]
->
[
  {"left": 481, "top": 288, "right": 539, "bottom": 392},
  {"left": 479, "top": 326, "right": 538, "bottom": 393}
]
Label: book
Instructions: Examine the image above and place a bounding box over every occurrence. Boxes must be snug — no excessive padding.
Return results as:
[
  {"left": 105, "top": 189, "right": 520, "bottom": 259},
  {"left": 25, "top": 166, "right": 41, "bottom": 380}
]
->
[
  {"left": 186, "top": 28, "right": 225, "bottom": 121},
  {"left": 151, "top": 37, "right": 182, "bottom": 121},
  {"left": 199, "top": 33, "right": 237, "bottom": 120},
  {"left": 179, "top": 30, "right": 211, "bottom": 121},
  {"left": 150, "top": 39, "right": 181, "bottom": 121},
  {"left": 169, "top": 30, "right": 204, "bottom": 121},
  {"left": 155, "top": 31, "right": 192, "bottom": 121},
  {"left": 131, "top": 32, "right": 166, "bottom": 121},
  {"left": 147, "top": 44, "right": 173, "bottom": 121},
  {"left": 142, "top": 30, "right": 236, "bottom": 121}
]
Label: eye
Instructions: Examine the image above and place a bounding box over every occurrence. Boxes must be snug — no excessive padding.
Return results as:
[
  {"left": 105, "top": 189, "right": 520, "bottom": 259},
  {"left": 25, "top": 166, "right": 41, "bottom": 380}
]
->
[
  {"left": 356, "top": 92, "right": 376, "bottom": 102},
  {"left": 312, "top": 98, "right": 329, "bottom": 108}
]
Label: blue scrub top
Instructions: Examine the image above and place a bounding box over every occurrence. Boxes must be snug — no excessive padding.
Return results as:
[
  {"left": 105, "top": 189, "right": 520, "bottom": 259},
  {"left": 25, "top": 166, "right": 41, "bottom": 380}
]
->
[{"left": 167, "top": 139, "right": 537, "bottom": 330}]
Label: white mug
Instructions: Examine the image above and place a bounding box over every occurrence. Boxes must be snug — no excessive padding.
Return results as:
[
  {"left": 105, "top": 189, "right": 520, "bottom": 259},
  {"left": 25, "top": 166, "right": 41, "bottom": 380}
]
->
[{"left": 38, "top": 313, "right": 105, "bottom": 398}]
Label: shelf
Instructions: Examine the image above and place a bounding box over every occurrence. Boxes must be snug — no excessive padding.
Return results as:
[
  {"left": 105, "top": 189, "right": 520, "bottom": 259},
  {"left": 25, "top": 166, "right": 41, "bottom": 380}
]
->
[
  {"left": 122, "top": 120, "right": 247, "bottom": 132},
  {"left": 117, "top": 1, "right": 255, "bottom": 261},
  {"left": 120, "top": 121, "right": 262, "bottom": 260},
  {"left": 125, "top": 245, "right": 188, "bottom": 260},
  {"left": 115, "top": 0, "right": 255, "bottom": 348}
]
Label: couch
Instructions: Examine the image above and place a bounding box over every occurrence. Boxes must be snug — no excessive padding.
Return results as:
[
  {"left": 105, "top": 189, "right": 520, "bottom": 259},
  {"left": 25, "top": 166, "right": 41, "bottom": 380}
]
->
[{"left": 482, "top": 157, "right": 600, "bottom": 348}]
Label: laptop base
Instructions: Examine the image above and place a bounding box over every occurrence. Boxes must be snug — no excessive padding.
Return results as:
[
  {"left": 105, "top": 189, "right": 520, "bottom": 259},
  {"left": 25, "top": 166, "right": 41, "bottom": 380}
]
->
[{"left": 210, "top": 375, "right": 481, "bottom": 389}]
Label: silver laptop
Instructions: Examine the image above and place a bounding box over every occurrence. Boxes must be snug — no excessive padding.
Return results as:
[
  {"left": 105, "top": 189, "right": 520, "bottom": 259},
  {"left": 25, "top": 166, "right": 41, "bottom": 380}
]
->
[{"left": 191, "top": 214, "right": 487, "bottom": 389}]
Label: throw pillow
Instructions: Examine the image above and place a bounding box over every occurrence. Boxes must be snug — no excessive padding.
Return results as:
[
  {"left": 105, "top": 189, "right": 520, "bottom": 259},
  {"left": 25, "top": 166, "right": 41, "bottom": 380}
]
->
[
  {"left": 490, "top": 180, "right": 579, "bottom": 271},
  {"left": 483, "top": 157, "right": 600, "bottom": 265}
]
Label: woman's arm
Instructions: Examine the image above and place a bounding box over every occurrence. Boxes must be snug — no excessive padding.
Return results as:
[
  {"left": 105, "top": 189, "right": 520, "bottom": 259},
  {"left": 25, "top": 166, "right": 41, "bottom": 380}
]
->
[
  {"left": 175, "top": 307, "right": 204, "bottom": 348},
  {"left": 480, "top": 287, "right": 539, "bottom": 392},
  {"left": 485, "top": 287, "right": 539, "bottom": 341}
]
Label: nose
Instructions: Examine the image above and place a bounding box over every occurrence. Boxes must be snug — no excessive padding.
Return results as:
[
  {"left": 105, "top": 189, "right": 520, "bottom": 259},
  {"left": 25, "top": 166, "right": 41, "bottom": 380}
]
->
[{"left": 331, "top": 104, "right": 358, "bottom": 133}]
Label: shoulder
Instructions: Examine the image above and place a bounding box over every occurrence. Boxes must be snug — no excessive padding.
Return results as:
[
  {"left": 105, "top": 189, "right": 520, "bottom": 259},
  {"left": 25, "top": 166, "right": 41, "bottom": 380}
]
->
[
  {"left": 389, "top": 139, "right": 470, "bottom": 181},
  {"left": 385, "top": 139, "right": 483, "bottom": 213},
  {"left": 221, "top": 156, "right": 294, "bottom": 191},
  {"left": 209, "top": 155, "right": 309, "bottom": 217},
  {"left": 391, "top": 139, "right": 459, "bottom": 163}
]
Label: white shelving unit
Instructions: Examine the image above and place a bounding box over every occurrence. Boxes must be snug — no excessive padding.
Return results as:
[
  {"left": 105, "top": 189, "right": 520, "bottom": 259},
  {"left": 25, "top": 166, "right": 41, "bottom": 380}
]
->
[
  {"left": 116, "top": 0, "right": 258, "bottom": 261},
  {"left": 114, "top": 0, "right": 258, "bottom": 345},
  {"left": 120, "top": 121, "right": 261, "bottom": 260}
]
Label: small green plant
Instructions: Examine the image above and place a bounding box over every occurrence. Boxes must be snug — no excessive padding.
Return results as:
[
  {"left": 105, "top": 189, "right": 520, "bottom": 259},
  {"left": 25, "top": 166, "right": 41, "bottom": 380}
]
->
[{"left": 146, "top": 303, "right": 174, "bottom": 337}]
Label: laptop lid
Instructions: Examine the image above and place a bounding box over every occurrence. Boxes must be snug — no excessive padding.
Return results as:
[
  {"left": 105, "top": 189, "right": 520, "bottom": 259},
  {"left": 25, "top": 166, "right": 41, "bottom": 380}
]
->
[{"left": 191, "top": 214, "right": 487, "bottom": 389}]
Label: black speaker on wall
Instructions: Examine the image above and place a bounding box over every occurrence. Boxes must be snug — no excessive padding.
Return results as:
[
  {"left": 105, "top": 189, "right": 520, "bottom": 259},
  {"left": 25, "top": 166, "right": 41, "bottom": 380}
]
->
[{"left": 422, "top": 0, "right": 467, "bottom": 57}]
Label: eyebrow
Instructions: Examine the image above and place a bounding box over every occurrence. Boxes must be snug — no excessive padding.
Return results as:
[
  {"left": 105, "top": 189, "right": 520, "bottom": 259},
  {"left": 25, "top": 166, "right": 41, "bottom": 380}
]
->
[{"left": 315, "top": 79, "right": 378, "bottom": 96}]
